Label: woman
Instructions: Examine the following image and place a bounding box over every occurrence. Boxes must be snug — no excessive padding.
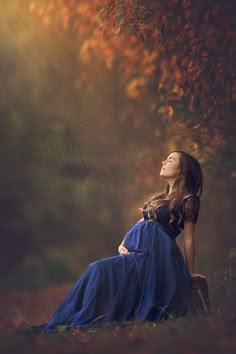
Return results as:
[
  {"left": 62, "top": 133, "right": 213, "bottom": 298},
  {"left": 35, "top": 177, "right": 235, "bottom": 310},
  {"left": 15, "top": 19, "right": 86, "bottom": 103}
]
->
[{"left": 19, "top": 150, "right": 205, "bottom": 333}]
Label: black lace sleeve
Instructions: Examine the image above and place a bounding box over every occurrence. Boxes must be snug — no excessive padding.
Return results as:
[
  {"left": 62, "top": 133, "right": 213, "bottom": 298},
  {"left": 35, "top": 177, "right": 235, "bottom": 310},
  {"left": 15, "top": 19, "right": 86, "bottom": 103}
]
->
[{"left": 181, "top": 196, "right": 200, "bottom": 224}]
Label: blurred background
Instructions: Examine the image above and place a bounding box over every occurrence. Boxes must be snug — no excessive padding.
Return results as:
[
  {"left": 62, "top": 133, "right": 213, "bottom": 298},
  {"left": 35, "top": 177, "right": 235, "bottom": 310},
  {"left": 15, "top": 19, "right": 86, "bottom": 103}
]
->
[{"left": 0, "top": 0, "right": 235, "bottom": 321}]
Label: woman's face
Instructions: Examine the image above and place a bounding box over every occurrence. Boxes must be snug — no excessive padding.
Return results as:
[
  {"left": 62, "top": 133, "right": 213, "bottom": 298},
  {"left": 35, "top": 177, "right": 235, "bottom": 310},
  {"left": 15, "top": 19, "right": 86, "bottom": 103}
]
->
[{"left": 160, "top": 152, "right": 181, "bottom": 178}]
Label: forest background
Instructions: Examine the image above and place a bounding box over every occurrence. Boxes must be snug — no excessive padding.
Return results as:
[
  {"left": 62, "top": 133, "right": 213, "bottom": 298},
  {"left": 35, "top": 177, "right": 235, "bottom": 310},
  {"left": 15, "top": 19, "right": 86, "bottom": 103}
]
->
[{"left": 0, "top": 0, "right": 235, "bottom": 322}]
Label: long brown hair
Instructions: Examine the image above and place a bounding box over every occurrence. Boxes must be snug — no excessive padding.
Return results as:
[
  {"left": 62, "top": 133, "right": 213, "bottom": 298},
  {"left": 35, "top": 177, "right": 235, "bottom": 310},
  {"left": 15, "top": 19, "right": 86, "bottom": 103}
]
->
[{"left": 141, "top": 150, "right": 203, "bottom": 226}]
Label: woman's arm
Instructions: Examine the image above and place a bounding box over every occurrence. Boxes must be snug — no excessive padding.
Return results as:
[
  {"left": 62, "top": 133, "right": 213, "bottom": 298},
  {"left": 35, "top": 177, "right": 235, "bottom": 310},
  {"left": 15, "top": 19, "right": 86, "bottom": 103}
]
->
[
  {"left": 183, "top": 221, "right": 205, "bottom": 278},
  {"left": 183, "top": 221, "right": 195, "bottom": 275}
]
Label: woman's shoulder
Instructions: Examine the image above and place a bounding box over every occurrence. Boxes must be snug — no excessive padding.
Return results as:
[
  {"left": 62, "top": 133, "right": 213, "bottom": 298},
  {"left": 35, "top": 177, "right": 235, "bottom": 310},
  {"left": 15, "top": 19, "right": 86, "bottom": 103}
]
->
[
  {"left": 181, "top": 194, "right": 201, "bottom": 223},
  {"left": 181, "top": 194, "right": 201, "bottom": 210}
]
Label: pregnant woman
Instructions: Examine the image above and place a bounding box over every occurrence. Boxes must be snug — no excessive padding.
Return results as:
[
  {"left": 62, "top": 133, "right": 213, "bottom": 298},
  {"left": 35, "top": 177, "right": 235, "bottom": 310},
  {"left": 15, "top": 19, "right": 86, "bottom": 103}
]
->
[{"left": 19, "top": 150, "right": 205, "bottom": 334}]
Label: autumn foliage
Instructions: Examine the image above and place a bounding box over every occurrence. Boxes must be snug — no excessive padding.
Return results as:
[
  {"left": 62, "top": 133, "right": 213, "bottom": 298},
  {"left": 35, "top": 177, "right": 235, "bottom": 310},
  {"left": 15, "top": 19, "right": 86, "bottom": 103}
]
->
[{"left": 28, "top": 0, "right": 236, "bottom": 155}]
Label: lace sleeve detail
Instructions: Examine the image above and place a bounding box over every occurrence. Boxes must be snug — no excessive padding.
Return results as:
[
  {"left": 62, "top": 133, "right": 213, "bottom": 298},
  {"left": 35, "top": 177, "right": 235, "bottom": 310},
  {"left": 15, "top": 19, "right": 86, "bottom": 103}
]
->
[{"left": 181, "top": 196, "right": 200, "bottom": 224}]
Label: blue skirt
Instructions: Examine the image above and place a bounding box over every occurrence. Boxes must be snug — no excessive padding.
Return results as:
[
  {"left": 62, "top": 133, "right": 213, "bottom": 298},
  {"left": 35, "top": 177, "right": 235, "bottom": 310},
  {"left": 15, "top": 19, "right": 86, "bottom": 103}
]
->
[{"left": 20, "top": 220, "right": 192, "bottom": 333}]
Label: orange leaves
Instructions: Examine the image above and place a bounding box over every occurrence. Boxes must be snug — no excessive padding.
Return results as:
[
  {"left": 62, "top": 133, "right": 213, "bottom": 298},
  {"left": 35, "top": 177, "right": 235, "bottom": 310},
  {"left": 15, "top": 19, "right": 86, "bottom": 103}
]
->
[
  {"left": 171, "top": 84, "right": 184, "bottom": 99},
  {"left": 110, "top": 20, "right": 121, "bottom": 35},
  {"left": 126, "top": 77, "right": 147, "bottom": 98},
  {"left": 29, "top": 0, "right": 103, "bottom": 32},
  {"left": 71, "top": 327, "right": 91, "bottom": 343},
  {"left": 157, "top": 106, "right": 174, "bottom": 120},
  {"left": 124, "top": 47, "right": 157, "bottom": 97},
  {"left": 79, "top": 33, "right": 118, "bottom": 69},
  {"left": 80, "top": 39, "right": 99, "bottom": 64},
  {"left": 27, "top": 0, "right": 236, "bottom": 154},
  {"left": 42, "top": 16, "right": 51, "bottom": 26},
  {"left": 76, "top": 3, "right": 92, "bottom": 16},
  {"left": 29, "top": 3, "right": 36, "bottom": 12},
  {"left": 165, "top": 106, "right": 174, "bottom": 118}
]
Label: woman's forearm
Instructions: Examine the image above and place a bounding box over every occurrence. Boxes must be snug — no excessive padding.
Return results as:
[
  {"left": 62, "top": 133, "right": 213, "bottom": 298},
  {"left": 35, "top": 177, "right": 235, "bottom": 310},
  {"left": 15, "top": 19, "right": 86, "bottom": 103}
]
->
[{"left": 184, "top": 239, "right": 195, "bottom": 275}]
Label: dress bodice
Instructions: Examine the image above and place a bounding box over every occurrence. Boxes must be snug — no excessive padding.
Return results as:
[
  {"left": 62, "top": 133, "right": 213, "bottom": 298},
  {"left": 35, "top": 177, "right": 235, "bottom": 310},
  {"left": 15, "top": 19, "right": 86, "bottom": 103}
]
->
[
  {"left": 142, "top": 195, "right": 200, "bottom": 239},
  {"left": 143, "top": 204, "right": 183, "bottom": 239}
]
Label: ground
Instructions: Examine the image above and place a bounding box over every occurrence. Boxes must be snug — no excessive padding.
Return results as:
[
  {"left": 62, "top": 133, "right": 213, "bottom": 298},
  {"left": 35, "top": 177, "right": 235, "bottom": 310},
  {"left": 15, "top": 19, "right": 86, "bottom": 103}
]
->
[{"left": 0, "top": 284, "right": 235, "bottom": 354}]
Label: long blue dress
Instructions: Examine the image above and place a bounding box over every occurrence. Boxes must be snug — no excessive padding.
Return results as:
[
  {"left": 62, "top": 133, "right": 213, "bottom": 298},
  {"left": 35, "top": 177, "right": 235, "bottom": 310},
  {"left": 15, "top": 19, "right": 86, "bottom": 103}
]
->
[{"left": 20, "top": 196, "right": 200, "bottom": 333}]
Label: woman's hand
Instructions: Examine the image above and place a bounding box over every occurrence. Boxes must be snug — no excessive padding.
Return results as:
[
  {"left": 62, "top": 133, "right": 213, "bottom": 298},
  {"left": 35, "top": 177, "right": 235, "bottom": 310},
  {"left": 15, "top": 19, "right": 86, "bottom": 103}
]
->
[
  {"left": 190, "top": 273, "right": 206, "bottom": 279},
  {"left": 118, "top": 244, "right": 129, "bottom": 254}
]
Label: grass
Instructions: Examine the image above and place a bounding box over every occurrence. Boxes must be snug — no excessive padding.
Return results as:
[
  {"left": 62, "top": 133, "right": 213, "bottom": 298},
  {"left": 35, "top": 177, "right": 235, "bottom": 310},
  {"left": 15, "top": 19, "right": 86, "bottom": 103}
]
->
[{"left": 1, "top": 309, "right": 236, "bottom": 354}]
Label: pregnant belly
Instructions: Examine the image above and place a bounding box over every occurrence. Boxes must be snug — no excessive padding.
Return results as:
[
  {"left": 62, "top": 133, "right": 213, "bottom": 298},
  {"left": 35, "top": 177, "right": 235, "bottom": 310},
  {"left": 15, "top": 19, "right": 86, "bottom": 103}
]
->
[{"left": 123, "top": 221, "right": 149, "bottom": 254}]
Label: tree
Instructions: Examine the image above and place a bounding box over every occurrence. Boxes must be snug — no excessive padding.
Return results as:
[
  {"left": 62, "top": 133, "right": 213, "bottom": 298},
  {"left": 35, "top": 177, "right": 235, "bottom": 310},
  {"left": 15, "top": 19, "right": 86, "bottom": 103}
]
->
[{"left": 28, "top": 0, "right": 236, "bottom": 159}]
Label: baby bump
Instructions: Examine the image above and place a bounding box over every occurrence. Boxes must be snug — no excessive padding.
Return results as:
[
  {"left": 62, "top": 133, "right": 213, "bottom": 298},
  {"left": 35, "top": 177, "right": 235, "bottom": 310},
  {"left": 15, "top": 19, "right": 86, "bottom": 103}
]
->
[
  {"left": 124, "top": 219, "right": 176, "bottom": 255},
  {"left": 123, "top": 220, "right": 155, "bottom": 253}
]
